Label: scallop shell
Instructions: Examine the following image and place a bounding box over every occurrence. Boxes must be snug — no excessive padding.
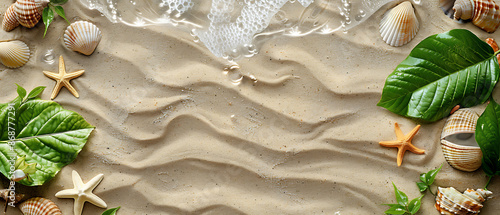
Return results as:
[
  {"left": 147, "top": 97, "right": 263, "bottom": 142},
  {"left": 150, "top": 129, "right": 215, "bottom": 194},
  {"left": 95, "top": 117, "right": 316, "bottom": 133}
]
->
[
  {"left": 435, "top": 187, "right": 492, "bottom": 215},
  {"left": 64, "top": 21, "right": 102, "bottom": 55},
  {"left": 440, "top": 108, "right": 482, "bottom": 172},
  {"left": 19, "top": 197, "right": 62, "bottom": 215},
  {"left": 0, "top": 40, "right": 30, "bottom": 68},
  {"left": 0, "top": 189, "right": 25, "bottom": 204},
  {"left": 453, "top": 0, "right": 500, "bottom": 33},
  {"left": 14, "top": 0, "right": 48, "bottom": 28},
  {"left": 2, "top": 4, "right": 19, "bottom": 32},
  {"left": 379, "top": 1, "right": 419, "bottom": 47}
]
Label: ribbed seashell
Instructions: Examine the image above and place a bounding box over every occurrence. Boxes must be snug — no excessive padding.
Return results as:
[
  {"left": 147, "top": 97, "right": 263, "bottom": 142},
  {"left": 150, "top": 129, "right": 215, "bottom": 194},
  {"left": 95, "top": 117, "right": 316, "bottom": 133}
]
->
[
  {"left": 453, "top": 0, "right": 500, "bottom": 33},
  {"left": 440, "top": 108, "right": 482, "bottom": 172},
  {"left": 0, "top": 40, "right": 30, "bottom": 68},
  {"left": 435, "top": 187, "right": 492, "bottom": 215},
  {"left": 2, "top": 4, "right": 19, "bottom": 32},
  {"left": 14, "top": 0, "right": 49, "bottom": 28},
  {"left": 440, "top": 0, "right": 457, "bottom": 19},
  {"left": 64, "top": 21, "right": 102, "bottom": 55},
  {"left": 379, "top": 1, "right": 419, "bottom": 47},
  {"left": 0, "top": 189, "right": 25, "bottom": 204},
  {"left": 19, "top": 197, "right": 62, "bottom": 215}
]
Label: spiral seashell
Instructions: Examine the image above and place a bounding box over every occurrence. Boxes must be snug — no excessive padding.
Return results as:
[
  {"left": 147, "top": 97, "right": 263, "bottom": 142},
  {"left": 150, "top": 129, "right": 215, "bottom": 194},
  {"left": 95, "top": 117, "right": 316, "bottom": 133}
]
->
[
  {"left": 2, "top": 4, "right": 19, "bottom": 32},
  {"left": 64, "top": 21, "right": 102, "bottom": 55},
  {"left": 435, "top": 187, "right": 492, "bottom": 215},
  {"left": 379, "top": 1, "right": 419, "bottom": 47},
  {"left": 14, "top": 0, "right": 49, "bottom": 28},
  {"left": 440, "top": 108, "right": 482, "bottom": 172},
  {"left": 440, "top": 0, "right": 457, "bottom": 19},
  {"left": 453, "top": 0, "right": 500, "bottom": 33},
  {"left": 0, "top": 40, "right": 30, "bottom": 68},
  {"left": 0, "top": 189, "right": 25, "bottom": 204},
  {"left": 19, "top": 197, "right": 62, "bottom": 215},
  {"left": 486, "top": 38, "right": 500, "bottom": 66}
]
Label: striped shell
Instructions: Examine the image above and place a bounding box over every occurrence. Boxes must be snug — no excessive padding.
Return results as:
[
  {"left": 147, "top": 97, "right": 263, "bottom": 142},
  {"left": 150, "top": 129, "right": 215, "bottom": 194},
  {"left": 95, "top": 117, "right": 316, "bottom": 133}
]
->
[
  {"left": 379, "top": 1, "right": 419, "bottom": 47},
  {"left": 0, "top": 189, "right": 25, "bottom": 204},
  {"left": 19, "top": 197, "right": 62, "bottom": 215},
  {"left": 2, "top": 4, "right": 19, "bottom": 32},
  {"left": 435, "top": 187, "right": 492, "bottom": 215},
  {"left": 440, "top": 108, "right": 482, "bottom": 172},
  {"left": 453, "top": 0, "right": 500, "bottom": 32},
  {"left": 0, "top": 40, "right": 30, "bottom": 68},
  {"left": 14, "top": 0, "right": 48, "bottom": 28},
  {"left": 440, "top": 0, "right": 457, "bottom": 19},
  {"left": 64, "top": 21, "right": 102, "bottom": 55}
]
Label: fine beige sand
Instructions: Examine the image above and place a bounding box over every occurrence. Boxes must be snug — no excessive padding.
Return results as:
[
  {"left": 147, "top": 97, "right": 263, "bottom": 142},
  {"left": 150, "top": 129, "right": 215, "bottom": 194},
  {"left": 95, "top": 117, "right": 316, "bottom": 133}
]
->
[{"left": 1, "top": 0, "right": 500, "bottom": 214}]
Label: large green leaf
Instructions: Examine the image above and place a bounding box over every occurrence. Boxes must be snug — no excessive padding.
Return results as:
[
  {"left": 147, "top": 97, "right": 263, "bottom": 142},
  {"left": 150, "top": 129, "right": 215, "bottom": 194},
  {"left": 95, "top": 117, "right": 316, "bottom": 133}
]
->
[
  {"left": 476, "top": 99, "right": 500, "bottom": 177},
  {"left": 378, "top": 29, "right": 499, "bottom": 122},
  {"left": 0, "top": 90, "right": 94, "bottom": 186}
]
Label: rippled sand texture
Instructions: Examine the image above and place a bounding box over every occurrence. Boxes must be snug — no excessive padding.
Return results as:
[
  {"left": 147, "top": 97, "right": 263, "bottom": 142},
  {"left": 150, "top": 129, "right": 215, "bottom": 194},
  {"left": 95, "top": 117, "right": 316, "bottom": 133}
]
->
[{"left": 1, "top": 0, "right": 500, "bottom": 214}]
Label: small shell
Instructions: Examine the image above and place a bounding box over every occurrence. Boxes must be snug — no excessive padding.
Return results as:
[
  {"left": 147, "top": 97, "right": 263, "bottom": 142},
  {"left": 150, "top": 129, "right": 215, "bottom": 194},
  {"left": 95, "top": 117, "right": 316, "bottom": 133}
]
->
[
  {"left": 0, "top": 189, "right": 25, "bottom": 204},
  {"left": 64, "top": 21, "right": 102, "bottom": 55},
  {"left": 440, "top": 108, "right": 482, "bottom": 172},
  {"left": 2, "top": 4, "right": 19, "bottom": 32},
  {"left": 14, "top": 0, "right": 48, "bottom": 28},
  {"left": 379, "top": 1, "right": 419, "bottom": 47},
  {"left": 19, "top": 197, "right": 62, "bottom": 215},
  {"left": 0, "top": 40, "right": 30, "bottom": 68},
  {"left": 453, "top": 0, "right": 500, "bottom": 33},
  {"left": 486, "top": 38, "right": 500, "bottom": 65},
  {"left": 435, "top": 187, "right": 492, "bottom": 215}
]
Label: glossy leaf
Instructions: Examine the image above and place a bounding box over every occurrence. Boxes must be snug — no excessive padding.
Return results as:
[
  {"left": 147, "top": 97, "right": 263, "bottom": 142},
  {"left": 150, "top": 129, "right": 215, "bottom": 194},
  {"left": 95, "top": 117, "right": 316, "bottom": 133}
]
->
[
  {"left": 53, "top": 6, "right": 70, "bottom": 24},
  {"left": 476, "top": 99, "right": 500, "bottom": 176},
  {"left": 42, "top": 7, "right": 54, "bottom": 38},
  {"left": 16, "top": 84, "right": 26, "bottom": 101},
  {"left": 378, "top": 29, "right": 499, "bottom": 122},
  {"left": 416, "top": 181, "right": 428, "bottom": 192},
  {"left": 393, "top": 183, "right": 408, "bottom": 207},
  {"left": 102, "top": 207, "right": 121, "bottom": 215},
  {"left": 50, "top": 0, "right": 68, "bottom": 5},
  {"left": 424, "top": 164, "right": 442, "bottom": 185},
  {"left": 384, "top": 204, "right": 407, "bottom": 215},
  {"left": 27, "top": 86, "right": 46, "bottom": 99},
  {"left": 408, "top": 195, "right": 423, "bottom": 214},
  {"left": 0, "top": 86, "right": 94, "bottom": 186}
]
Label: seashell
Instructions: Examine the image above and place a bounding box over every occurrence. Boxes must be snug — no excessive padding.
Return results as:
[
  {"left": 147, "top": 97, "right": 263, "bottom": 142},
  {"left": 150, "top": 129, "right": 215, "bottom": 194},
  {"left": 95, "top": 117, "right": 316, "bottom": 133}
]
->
[
  {"left": 0, "top": 189, "right": 25, "bottom": 204},
  {"left": 440, "top": 108, "right": 482, "bottom": 172},
  {"left": 435, "top": 187, "right": 492, "bottom": 215},
  {"left": 440, "top": 0, "right": 457, "bottom": 19},
  {"left": 63, "top": 21, "right": 102, "bottom": 55},
  {"left": 14, "top": 0, "right": 49, "bottom": 28},
  {"left": 0, "top": 40, "right": 30, "bottom": 68},
  {"left": 486, "top": 38, "right": 500, "bottom": 65},
  {"left": 453, "top": 0, "right": 500, "bottom": 33},
  {"left": 2, "top": 4, "right": 19, "bottom": 32},
  {"left": 379, "top": 1, "right": 419, "bottom": 47},
  {"left": 19, "top": 197, "right": 62, "bottom": 215}
]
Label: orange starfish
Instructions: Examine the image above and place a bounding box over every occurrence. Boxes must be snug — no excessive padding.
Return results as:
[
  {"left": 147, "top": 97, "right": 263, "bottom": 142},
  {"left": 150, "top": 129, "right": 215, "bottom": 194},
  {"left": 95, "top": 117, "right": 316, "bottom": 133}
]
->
[{"left": 379, "top": 122, "right": 425, "bottom": 166}]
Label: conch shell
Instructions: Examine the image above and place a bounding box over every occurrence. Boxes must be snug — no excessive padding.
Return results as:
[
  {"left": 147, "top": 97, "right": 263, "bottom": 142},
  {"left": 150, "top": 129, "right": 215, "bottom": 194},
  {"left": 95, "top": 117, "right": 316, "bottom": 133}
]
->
[
  {"left": 2, "top": 4, "right": 19, "bottom": 32},
  {"left": 14, "top": 0, "right": 49, "bottom": 28},
  {"left": 19, "top": 197, "right": 62, "bottom": 215},
  {"left": 379, "top": 1, "right": 419, "bottom": 46},
  {"left": 435, "top": 187, "right": 492, "bottom": 214},
  {"left": 440, "top": 108, "right": 482, "bottom": 172},
  {"left": 453, "top": 0, "right": 500, "bottom": 33},
  {"left": 0, "top": 189, "right": 25, "bottom": 204}
]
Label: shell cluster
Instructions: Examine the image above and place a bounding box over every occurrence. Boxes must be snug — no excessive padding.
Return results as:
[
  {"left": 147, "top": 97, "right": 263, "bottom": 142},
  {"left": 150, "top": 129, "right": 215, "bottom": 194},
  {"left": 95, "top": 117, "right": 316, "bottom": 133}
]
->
[
  {"left": 2, "top": 0, "right": 49, "bottom": 31},
  {"left": 0, "top": 40, "right": 30, "bottom": 68},
  {"left": 442, "top": 0, "right": 500, "bottom": 33},
  {"left": 440, "top": 108, "right": 482, "bottom": 172},
  {"left": 379, "top": 1, "right": 419, "bottom": 47},
  {"left": 19, "top": 197, "right": 62, "bottom": 215},
  {"left": 435, "top": 187, "right": 492, "bottom": 214},
  {"left": 64, "top": 21, "right": 102, "bottom": 55}
]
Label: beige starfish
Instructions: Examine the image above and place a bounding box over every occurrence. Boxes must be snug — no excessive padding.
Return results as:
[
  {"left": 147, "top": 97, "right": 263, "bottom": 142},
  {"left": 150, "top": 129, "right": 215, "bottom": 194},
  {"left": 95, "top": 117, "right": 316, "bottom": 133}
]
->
[
  {"left": 379, "top": 122, "right": 425, "bottom": 166},
  {"left": 43, "top": 55, "right": 85, "bottom": 99},
  {"left": 55, "top": 170, "right": 107, "bottom": 215}
]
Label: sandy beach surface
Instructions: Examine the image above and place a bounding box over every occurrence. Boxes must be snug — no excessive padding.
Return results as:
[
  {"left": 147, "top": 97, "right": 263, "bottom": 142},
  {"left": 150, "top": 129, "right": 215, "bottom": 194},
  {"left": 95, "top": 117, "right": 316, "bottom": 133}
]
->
[{"left": 1, "top": 0, "right": 500, "bottom": 214}]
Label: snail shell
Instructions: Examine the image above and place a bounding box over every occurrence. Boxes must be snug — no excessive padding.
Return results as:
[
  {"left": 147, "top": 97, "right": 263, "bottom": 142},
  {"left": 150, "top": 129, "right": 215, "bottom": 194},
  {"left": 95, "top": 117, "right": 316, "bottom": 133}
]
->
[
  {"left": 440, "top": 108, "right": 482, "bottom": 172},
  {"left": 19, "top": 197, "right": 62, "bottom": 215},
  {"left": 0, "top": 189, "right": 25, "bottom": 204},
  {"left": 435, "top": 187, "right": 492, "bottom": 214},
  {"left": 0, "top": 40, "right": 30, "bottom": 68},
  {"left": 2, "top": 4, "right": 19, "bottom": 32},
  {"left": 14, "top": 0, "right": 49, "bottom": 28},
  {"left": 64, "top": 21, "right": 102, "bottom": 55},
  {"left": 379, "top": 1, "right": 419, "bottom": 47},
  {"left": 453, "top": 0, "right": 500, "bottom": 33}
]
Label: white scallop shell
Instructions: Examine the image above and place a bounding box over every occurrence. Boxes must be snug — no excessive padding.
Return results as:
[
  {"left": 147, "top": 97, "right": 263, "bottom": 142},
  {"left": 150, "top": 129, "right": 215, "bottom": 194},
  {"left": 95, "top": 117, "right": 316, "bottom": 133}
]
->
[
  {"left": 435, "top": 187, "right": 492, "bottom": 215},
  {"left": 0, "top": 40, "right": 30, "bottom": 68},
  {"left": 14, "top": 0, "right": 48, "bottom": 28},
  {"left": 453, "top": 0, "right": 500, "bottom": 32},
  {"left": 19, "top": 197, "right": 62, "bottom": 215},
  {"left": 379, "top": 1, "right": 419, "bottom": 47},
  {"left": 2, "top": 4, "right": 19, "bottom": 32},
  {"left": 440, "top": 108, "right": 482, "bottom": 172},
  {"left": 64, "top": 21, "right": 102, "bottom": 55}
]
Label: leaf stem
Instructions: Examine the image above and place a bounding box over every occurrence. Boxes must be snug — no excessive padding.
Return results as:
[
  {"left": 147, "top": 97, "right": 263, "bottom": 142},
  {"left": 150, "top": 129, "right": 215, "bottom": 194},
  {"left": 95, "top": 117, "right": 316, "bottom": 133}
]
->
[
  {"left": 495, "top": 49, "right": 500, "bottom": 56},
  {"left": 484, "top": 175, "right": 494, "bottom": 190}
]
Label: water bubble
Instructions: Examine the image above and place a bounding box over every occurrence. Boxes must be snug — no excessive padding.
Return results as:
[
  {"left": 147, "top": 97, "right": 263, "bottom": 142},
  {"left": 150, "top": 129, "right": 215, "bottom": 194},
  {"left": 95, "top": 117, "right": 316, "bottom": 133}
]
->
[
  {"left": 43, "top": 49, "right": 55, "bottom": 65},
  {"left": 223, "top": 65, "right": 243, "bottom": 85}
]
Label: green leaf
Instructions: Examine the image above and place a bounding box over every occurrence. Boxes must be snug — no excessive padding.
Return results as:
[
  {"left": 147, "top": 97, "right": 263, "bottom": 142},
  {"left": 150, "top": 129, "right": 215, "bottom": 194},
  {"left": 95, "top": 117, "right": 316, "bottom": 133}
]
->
[
  {"left": 384, "top": 204, "right": 407, "bottom": 215},
  {"left": 42, "top": 7, "right": 54, "bottom": 38},
  {"left": 27, "top": 86, "right": 46, "bottom": 99},
  {"left": 408, "top": 195, "right": 423, "bottom": 214},
  {"left": 0, "top": 88, "right": 94, "bottom": 186},
  {"left": 476, "top": 98, "right": 500, "bottom": 176},
  {"left": 102, "top": 207, "right": 121, "bottom": 215},
  {"left": 50, "top": 0, "right": 68, "bottom": 5},
  {"left": 416, "top": 182, "right": 428, "bottom": 192},
  {"left": 419, "top": 173, "right": 427, "bottom": 184},
  {"left": 16, "top": 84, "right": 26, "bottom": 100},
  {"left": 53, "top": 6, "right": 70, "bottom": 24},
  {"left": 424, "top": 164, "right": 443, "bottom": 185},
  {"left": 378, "top": 29, "right": 499, "bottom": 122},
  {"left": 393, "top": 183, "right": 408, "bottom": 207}
]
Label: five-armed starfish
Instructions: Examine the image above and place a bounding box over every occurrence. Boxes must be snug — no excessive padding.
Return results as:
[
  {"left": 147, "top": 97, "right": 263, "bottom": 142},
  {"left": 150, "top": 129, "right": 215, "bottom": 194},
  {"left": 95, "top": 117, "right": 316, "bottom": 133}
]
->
[
  {"left": 43, "top": 55, "right": 85, "bottom": 99},
  {"left": 379, "top": 122, "right": 425, "bottom": 166}
]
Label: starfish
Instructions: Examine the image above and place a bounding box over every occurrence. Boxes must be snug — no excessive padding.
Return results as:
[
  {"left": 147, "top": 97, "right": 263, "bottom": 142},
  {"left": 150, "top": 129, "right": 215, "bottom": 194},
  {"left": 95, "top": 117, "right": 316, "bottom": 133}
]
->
[
  {"left": 55, "top": 170, "right": 107, "bottom": 215},
  {"left": 379, "top": 122, "right": 425, "bottom": 166},
  {"left": 43, "top": 55, "right": 85, "bottom": 99}
]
